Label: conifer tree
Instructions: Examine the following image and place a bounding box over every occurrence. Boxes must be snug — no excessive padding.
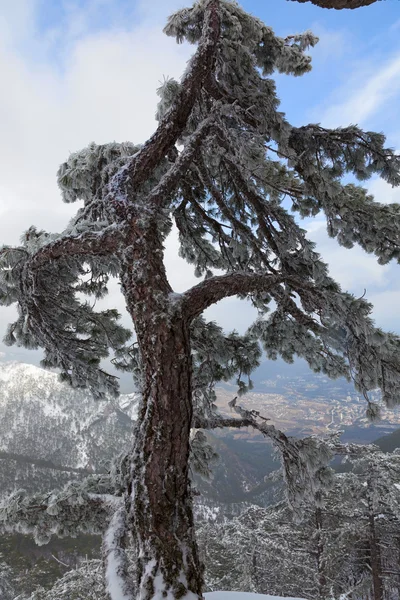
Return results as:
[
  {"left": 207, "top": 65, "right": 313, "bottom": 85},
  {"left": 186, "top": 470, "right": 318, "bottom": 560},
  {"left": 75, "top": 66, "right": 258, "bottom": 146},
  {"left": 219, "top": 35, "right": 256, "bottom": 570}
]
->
[{"left": 1, "top": 0, "right": 400, "bottom": 598}]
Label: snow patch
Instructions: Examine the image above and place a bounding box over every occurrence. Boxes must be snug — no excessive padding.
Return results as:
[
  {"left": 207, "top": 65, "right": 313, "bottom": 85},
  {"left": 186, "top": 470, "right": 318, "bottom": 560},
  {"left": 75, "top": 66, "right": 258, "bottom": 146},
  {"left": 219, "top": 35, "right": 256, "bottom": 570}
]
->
[{"left": 104, "top": 507, "right": 132, "bottom": 600}]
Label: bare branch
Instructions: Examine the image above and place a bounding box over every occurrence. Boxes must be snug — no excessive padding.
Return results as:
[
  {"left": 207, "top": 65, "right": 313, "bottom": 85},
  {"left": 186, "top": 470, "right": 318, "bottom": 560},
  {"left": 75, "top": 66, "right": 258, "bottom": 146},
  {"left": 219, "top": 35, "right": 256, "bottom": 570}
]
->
[
  {"left": 178, "top": 272, "right": 282, "bottom": 321},
  {"left": 194, "top": 404, "right": 333, "bottom": 514},
  {"left": 193, "top": 411, "right": 292, "bottom": 454}
]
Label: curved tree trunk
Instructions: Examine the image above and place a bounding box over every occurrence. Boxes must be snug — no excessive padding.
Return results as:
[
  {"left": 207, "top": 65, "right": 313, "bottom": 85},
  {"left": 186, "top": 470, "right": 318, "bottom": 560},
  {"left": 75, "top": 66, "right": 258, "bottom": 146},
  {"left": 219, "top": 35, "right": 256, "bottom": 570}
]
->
[
  {"left": 120, "top": 223, "right": 204, "bottom": 599},
  {"left": 289, "top": 0, "right": 377, "bottom": 9}
]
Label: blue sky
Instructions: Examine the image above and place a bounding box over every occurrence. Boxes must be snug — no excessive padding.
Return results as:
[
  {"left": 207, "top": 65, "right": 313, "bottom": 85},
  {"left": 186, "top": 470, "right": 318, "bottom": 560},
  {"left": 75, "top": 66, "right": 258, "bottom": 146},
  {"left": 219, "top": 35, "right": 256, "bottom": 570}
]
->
[{"left": 1, "top": 0, "right": 400, "bottom": 378}]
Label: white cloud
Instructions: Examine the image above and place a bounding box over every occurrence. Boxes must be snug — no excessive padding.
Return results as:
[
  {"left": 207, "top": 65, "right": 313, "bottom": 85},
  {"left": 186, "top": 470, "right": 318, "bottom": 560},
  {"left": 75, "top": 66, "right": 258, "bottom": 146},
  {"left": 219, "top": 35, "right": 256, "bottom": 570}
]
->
[
  {"left": 368, "top": 176, "right": 400, "bottom": 205},
  {"left": 134, "top": 0, "right": 188, "bottom": 24},
  {"left": 0, "top": 0, "right": 254, "bottom": 368},
  {"left": 390, "top": 18, "right": 400, "bottom": 33},
  {"left": 319, "top": 51, "right": 400, "bottom": 127},
  {"left": 0, "top": 0, "right": 193, "bottom": 362},
  {"left": 308, "top": 24, "right": 350, "bottom": 64},
  {"left": 1, "top": 0, "right": 400, "bottom": 370},
  {"left": 0, "top": 3, "right": 191, "bottom": 240},
  {"left": 306, "top": 221, "right": 390, "bottom": 292},
  {"left": 368, "top": 289, "right": 400, "bottom": 331}
]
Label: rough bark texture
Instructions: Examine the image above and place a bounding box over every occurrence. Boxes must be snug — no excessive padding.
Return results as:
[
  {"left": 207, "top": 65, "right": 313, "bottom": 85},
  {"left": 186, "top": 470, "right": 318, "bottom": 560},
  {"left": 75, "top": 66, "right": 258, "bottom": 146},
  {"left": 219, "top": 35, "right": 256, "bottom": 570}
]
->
[
  {"left": 131, "top": 319, "right": 202, "bottom": 599},
  {"left": 120, "top": 220, "right": 203, "bottom": 599},
  {"left": 102, "top": 4, "right": 222, "bottom": 597},
  {"left": 289, "top": 0, "right": 377, "bottom": 8},
  {"left": 180, "top": 272, "right": 282, "bottom": 320}
]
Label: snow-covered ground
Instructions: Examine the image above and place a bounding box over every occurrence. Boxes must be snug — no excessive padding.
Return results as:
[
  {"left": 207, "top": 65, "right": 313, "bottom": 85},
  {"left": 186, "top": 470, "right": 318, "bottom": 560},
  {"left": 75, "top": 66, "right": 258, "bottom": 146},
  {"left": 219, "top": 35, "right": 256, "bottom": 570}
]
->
[{"left": 205, "top": 593, "right": 305, "bottom": 600}]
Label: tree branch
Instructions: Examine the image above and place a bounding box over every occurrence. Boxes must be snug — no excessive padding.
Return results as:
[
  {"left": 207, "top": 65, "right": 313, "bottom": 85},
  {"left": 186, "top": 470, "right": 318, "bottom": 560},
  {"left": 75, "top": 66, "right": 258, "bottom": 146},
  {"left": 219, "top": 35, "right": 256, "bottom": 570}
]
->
[
  {"left": 145, "top": 115, "right": 215, "bottom": 208},
  {"left": 27, "top": 227, "right": 125, "bottom": 270},
  {"left": 194, "top": 404, "right": 333, "bottom": 513},
  {"left": 193, "top": 411, "right": 292, "bottom": 455},
  {"left": 0, "top": 482, "right": 121, "bottom": 543},
  {"left": 178, "top": 272, "right": 282, "bottom": 321},
  {"left": 119, "top": 0, "right": 220, "bottom": 195}
]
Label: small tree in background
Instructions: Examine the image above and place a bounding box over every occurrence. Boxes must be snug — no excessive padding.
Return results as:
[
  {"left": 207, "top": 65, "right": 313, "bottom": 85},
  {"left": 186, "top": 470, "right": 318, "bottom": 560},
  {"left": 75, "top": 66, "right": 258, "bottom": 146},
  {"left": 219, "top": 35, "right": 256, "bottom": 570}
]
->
[{"left": 1, "top": 0, "right": 400, "bottom": 598}]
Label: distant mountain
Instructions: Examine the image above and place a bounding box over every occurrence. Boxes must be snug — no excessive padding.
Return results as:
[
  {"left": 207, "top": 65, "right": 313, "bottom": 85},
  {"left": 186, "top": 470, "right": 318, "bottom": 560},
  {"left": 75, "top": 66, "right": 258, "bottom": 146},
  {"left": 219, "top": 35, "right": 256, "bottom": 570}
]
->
[
  {"left": 0, "top": 361, "right": 139, "bottom": 495},
  {"left": 374, "top": 428, "right": 400, "bottom": 453},
  {"left": 0, "top": 361, "right": 141, "bottom": 595},
  {"left": 196, "top": 432, "right": 278, "bottom": 506}
]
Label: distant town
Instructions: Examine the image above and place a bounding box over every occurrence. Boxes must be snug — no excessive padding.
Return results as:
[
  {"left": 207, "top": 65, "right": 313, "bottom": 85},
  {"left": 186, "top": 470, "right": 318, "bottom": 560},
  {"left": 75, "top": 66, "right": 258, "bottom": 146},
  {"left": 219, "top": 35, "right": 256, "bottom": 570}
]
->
[{"left": 215, "top": 369, "right": 400, "bottom": 440}]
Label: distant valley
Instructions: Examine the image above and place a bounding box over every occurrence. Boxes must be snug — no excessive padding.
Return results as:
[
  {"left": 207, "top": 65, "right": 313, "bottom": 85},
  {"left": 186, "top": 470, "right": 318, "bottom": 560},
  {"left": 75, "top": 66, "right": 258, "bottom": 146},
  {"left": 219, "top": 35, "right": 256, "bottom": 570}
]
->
[
  {"left": 1, "top": 359, "right": 400, "bottom": 595},
  {"left": 215, "top": 358, "right": 400, "bottom": 443}
]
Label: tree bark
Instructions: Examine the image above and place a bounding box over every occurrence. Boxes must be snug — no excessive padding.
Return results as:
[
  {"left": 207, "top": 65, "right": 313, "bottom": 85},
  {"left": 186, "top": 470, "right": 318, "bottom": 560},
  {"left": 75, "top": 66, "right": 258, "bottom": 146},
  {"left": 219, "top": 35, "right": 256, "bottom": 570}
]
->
[
  {"left": 120, "top": 223, "right": 203, "bottom": 599},
  {"left": 130, "top": 317, "right": 203, "bottom": 600},
  {"left": 289, "top": 0, "right": 377, "bottom": 9}
]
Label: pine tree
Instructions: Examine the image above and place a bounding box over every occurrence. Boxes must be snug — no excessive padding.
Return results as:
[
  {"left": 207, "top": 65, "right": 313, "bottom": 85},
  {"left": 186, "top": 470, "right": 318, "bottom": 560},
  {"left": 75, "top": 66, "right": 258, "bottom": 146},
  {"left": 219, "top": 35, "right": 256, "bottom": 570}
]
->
[
  {"left": 345, "top": 448, "right": 400, "bottom": 600},
  {"left": 1, "top": 0, "right": 400, "bottom": 598}
]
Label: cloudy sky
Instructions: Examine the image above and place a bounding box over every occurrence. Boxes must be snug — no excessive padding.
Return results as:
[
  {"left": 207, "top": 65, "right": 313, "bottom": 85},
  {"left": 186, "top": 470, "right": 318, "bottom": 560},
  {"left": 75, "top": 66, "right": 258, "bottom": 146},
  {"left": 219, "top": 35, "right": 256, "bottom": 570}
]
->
[{"left": 1, "top": 0, "right": 400, "bottom": 386}]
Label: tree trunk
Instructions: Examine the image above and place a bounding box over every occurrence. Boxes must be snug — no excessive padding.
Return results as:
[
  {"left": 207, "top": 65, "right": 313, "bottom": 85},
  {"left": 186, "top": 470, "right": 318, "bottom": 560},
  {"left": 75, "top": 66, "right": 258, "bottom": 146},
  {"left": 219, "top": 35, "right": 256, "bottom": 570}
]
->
[
  {"left": 120, "top": 223, "right": 204, "bottom": 599},
  {"left": 131, "top": 317, "right": 203, "bottom": 599}
]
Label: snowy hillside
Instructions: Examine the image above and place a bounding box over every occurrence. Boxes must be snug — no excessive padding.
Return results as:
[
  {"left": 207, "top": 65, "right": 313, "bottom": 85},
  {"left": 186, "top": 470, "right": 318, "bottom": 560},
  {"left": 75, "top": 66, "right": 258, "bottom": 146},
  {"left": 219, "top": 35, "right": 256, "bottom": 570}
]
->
[
  {"left": 0, "top": 361, "right": 139, "bottom": 493},
  {"left": 0, "top": 361, "right": 278, "bottom": 504}
]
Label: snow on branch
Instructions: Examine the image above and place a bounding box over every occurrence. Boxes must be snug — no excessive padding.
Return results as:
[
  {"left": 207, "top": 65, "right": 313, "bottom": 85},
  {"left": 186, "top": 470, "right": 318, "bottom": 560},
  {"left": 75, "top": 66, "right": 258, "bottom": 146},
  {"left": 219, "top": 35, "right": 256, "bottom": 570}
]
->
[
  {"left": 144, "top": 115, "right": 216, "bottom": 210},
  {"left": 27, "top": 226, "right": 125, "bottom": 268},
  {"left": 194, "top": 403, "right": 333, "bottom": 516},
  {"left": 114, "top": 0, "right": 221, "bottom": 198},
  {"left": 195, "top": 405, "right": 378, "bottom": 519},
  {"left": 0, "top": 476, "right": 121, "bottom": 545},
  {"left": 0, "top": 227, "right": 131, "bottom": 398}
]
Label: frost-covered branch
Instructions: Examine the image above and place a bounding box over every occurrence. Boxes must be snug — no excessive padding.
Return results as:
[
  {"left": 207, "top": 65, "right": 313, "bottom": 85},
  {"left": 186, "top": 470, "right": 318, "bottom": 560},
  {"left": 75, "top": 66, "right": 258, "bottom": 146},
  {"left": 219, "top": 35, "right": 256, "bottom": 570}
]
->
[
  {"left": 115, "top": 0, "right": 220, "bottom": 198},
  {"left": 27, "top": 227, "right": 125, "bottom": 268},
  {"left": 194, "top": 404, "right": 334, "bottom": 515},
  {"left": 145, "top": 115, "right": 216, "bottom": 209},
  {"left": 0, "top": 229, "right": 131, "bottom": 398},
  {"left": 0, "top": 476, "right": 121, "bottom": 545},
  {"left": 288, "top": 125, "right": 400, "bottom": 263},
  {"left": 0, "top": 227, "right": 124, "bottom": 270}
]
